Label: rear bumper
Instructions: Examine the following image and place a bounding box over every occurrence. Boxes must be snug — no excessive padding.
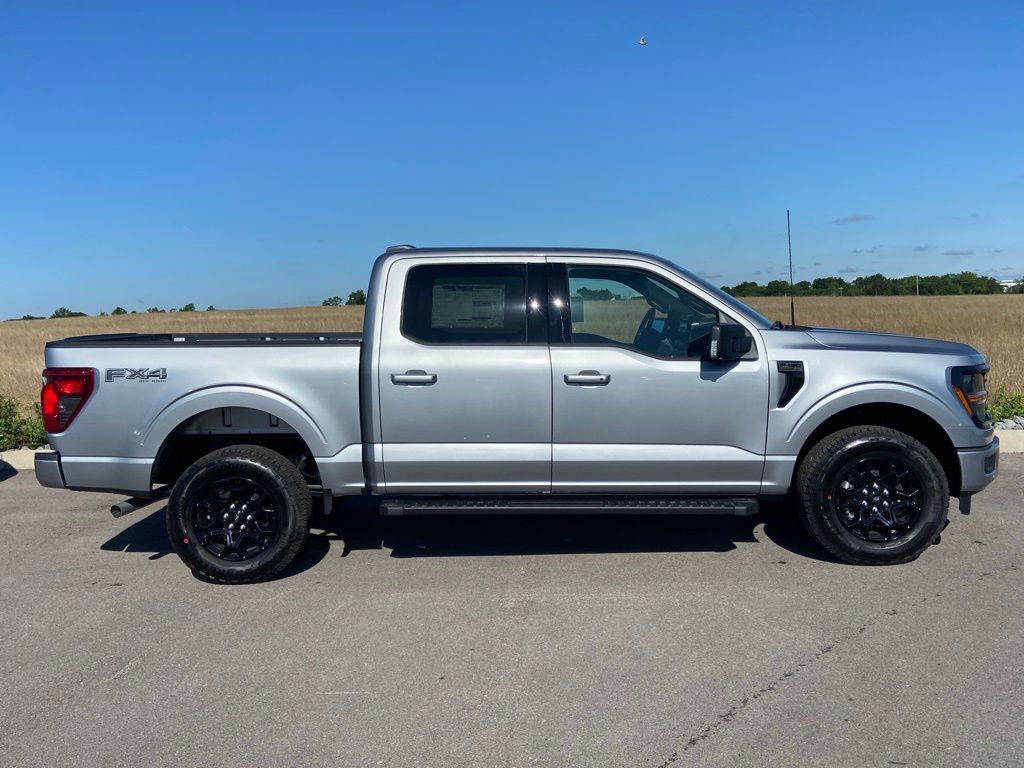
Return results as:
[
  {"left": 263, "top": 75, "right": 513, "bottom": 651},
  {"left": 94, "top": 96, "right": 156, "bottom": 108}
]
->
[
  {"left": 957, "top": 437, "right": 999, "bottom": 494},
  {"left": 38, "top": 454, "right": 153, "bottom": 495},
  {"left": 35, "top": 452, "right": 66, "bottom": 489}
]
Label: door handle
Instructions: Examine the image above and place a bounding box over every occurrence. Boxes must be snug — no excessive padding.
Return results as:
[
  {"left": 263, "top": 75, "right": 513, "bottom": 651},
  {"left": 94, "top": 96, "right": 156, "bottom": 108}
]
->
[
  {"left": 564, "top": 371, "right": 611, "bottom": 386},
  {"left": 391, "top": 370, "right": 437, "bottom": 385}
]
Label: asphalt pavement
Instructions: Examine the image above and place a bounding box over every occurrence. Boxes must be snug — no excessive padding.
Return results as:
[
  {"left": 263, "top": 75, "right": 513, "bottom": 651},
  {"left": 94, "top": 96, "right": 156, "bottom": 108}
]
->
[{"left": 1, "top": 458, "right": 1021, "bottom": 767}]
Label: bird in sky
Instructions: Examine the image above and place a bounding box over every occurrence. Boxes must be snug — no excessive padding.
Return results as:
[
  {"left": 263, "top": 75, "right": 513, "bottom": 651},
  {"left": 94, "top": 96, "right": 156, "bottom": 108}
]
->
[{"left": 638, "top": 36, "right": 647, "bottom": 45}]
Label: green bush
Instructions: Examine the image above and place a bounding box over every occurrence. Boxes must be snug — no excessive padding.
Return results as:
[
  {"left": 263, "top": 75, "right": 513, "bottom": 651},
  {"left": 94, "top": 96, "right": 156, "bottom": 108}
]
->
[
  {"left": 0, "top": 396, "right": 47, "bottom": 451},
  {"left": 50, "top": 307, "right": 87, "bottom": 319},
  {"left": 989, "top": 390, "right": 1024, "bottom": 422}
]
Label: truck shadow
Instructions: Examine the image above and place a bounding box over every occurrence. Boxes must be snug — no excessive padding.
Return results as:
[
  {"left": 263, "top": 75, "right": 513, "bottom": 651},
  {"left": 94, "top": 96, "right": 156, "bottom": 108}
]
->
[
  {"left": 101, "top": 506, "right": 174, "bottom": 561},
  {"left": 326, "top": 497, "right": 833, "bottom": 562},
  {"left": 100, "top": 498, "right": 836, "bottom": 579},
  {"left": 99, "top": 504, "right": 335, "bottom": 581}
]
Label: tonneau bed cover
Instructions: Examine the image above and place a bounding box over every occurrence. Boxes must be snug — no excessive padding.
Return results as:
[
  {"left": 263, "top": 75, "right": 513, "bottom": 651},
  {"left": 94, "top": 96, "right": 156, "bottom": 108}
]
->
[{"left": 46, "top": 332, "right": 363, "bottom": 348}]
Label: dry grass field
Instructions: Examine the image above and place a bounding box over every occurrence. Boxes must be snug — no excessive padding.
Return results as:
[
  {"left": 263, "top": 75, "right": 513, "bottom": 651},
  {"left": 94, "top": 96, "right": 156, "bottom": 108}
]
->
[{"left": 1, "top": 296, "right": 1022, "bottom": 410}]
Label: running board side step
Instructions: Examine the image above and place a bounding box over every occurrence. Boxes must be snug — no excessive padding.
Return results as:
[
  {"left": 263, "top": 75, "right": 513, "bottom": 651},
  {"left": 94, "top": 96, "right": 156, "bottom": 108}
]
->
[{"left": 380, "top": 497, "right": 758, "bottom": 517}]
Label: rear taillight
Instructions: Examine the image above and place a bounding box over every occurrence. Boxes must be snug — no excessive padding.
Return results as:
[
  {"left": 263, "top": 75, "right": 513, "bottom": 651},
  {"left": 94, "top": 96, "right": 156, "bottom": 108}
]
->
[{"left": 40, "top": 368, "right": 95, "bottom": 433}]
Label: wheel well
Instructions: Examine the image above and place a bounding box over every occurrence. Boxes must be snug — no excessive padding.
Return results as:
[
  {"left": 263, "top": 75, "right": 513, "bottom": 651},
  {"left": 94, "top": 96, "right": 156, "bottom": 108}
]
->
[
  {"left": 152, "top": 408, "right": 321, "bottom": 488},
  {"left": 796, "top": 403, "right": 961, "bottom": 496}
]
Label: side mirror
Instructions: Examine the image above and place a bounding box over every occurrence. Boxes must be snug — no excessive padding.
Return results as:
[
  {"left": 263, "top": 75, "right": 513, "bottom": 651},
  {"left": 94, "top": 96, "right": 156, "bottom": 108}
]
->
[{"left": 707, "top": 323, "right": 752, "bottom": 361}]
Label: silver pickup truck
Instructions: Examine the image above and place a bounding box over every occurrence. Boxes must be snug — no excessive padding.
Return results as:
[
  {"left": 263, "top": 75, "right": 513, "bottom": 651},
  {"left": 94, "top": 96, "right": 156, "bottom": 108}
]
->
[{"left": 36, "top": 246, "right": 999, "bottom": 582}]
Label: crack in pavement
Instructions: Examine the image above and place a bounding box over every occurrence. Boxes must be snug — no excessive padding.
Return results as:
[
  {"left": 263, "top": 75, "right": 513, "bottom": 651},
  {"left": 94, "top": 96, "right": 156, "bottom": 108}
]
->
[{"left": 653, "top": 561, "right": 1020, "bottom": 767}]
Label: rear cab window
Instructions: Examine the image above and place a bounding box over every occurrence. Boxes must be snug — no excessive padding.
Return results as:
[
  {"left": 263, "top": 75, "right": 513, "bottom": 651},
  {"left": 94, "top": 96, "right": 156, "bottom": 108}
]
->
[{"left": 402, "top": 264, "right": 528, "bottom": 344}]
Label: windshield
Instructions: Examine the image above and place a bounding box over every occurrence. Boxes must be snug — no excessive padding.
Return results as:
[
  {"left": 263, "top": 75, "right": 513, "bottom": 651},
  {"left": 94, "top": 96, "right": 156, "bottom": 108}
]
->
[{"left": 671, "top": 263, "right": 773, "bottom": 329}]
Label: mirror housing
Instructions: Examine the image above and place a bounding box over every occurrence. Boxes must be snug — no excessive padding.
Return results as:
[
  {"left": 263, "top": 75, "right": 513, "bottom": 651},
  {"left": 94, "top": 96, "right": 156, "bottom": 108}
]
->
[{"left": 707, "top": 323, "right": 752, "bottom": 361}]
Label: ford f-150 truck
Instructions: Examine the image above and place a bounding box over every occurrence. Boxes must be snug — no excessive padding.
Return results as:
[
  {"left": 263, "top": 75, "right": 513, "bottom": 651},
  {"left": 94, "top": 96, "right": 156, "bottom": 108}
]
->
[{"left": 36, "top": 246, "right": 999, "bottom": 582}]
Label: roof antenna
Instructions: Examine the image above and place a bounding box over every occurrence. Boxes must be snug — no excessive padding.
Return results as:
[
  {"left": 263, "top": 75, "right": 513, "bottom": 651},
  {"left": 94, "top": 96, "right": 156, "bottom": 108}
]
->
[{"left": 787, "top": 209, "right": 796, "bottom": 327}]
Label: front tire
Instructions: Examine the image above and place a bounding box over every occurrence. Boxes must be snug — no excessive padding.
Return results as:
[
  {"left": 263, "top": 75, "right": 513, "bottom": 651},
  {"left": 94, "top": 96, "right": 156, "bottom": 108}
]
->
[
  {"left": 167, "top": 445, "right": 312, "bottom": 583},
  {"left": 796, "top": 426, "right": 949, "bottom": 565}
]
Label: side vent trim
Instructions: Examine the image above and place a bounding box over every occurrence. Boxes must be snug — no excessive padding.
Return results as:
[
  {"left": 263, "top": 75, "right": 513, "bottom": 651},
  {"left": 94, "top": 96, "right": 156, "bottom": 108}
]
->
[{"left": 777, "top": 361, "right": 805, "bottom": 408}]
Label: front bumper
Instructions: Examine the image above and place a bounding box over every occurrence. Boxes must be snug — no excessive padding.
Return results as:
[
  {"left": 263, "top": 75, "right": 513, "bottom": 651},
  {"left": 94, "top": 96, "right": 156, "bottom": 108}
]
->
[
  {"left": 957, "top": 437, "right": 999, "bottom": 494},
  {"left": 35, "top": 452, "right": 66, "bottom": 489}
]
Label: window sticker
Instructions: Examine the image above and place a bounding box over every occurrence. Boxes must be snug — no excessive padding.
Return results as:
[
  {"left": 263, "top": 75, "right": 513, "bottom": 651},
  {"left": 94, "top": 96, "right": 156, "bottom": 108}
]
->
[{"left": 431, "top": 282, "right": 505, "bottom": 329}]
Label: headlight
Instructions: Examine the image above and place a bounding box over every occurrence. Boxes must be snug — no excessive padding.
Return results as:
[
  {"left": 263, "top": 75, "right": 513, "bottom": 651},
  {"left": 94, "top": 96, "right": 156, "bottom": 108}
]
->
[{"left": 951, "top": 365, "right": 989, "bottom": 426}]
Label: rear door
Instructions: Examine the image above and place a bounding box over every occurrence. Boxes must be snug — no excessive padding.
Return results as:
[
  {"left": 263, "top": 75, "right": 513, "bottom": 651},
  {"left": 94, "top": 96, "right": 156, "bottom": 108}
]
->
[
  {"left": 376, "top": 257, "right": 552, "bottom": 493},
  {"left": 548, "top": 257, "right": 769, "bottom": 494}
]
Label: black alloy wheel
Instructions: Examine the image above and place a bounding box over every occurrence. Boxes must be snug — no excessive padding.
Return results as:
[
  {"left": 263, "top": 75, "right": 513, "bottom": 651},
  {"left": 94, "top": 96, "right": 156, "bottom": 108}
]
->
[
  {"left": 831, "top": 453, "right": 924, "bottom": 543},
  {"left": 190, "top": 477, "right": 280, "bottom": 561}
]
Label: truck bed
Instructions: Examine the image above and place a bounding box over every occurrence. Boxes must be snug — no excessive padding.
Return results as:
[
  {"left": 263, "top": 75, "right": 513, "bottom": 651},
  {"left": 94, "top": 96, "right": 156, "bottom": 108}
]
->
[{"left": 42, "top": 331, "right": 364, "bottom": 496}]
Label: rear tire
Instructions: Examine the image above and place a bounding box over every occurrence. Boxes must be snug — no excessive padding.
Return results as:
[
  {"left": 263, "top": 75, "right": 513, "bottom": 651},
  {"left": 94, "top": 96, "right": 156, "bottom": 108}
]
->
[
  {"left": 167, "top": 445, "right": 312, "bottom": 583},
  {"left": 796, "top": 425, "right": 948, "bottom": 565}
]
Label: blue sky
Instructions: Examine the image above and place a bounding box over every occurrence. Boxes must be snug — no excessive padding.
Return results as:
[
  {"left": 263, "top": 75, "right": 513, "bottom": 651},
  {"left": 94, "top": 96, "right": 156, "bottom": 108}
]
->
[{"left": 2, "top": 1, "right": 1022, "bottom": 317}]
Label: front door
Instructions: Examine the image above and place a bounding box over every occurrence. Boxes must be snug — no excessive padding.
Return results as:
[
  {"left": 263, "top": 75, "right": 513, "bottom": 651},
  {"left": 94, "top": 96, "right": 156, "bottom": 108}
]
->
[
  {"left": 549, "top": 260, "right": 769, "bottom": 494},
  {"left": 377, "top": 258, "right": 552, "bottom": 493}
]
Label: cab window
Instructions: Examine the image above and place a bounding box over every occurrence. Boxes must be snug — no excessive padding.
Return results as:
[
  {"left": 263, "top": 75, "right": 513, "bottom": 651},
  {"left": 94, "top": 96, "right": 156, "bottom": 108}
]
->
[
  {"left": 567, "top": 265, "right": 722, "bottom": 358},
  {"left": 402, "top": 264, "right": 528, "bottom": 344}
]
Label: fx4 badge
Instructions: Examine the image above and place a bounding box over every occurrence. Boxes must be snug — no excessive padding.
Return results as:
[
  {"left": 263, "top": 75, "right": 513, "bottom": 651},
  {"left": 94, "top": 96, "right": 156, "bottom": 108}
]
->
[{"left": 105, "top": 368, "right": 168, "bottom": 382}]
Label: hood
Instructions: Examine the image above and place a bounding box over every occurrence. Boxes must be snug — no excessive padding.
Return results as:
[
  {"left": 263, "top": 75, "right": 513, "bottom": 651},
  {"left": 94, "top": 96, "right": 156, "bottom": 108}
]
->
[{"left": 806, "top": 327, "right": 980, "bottom": 357}]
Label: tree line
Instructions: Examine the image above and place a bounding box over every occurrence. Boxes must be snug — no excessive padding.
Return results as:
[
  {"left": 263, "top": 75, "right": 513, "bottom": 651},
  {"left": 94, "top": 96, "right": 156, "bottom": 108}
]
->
[
  {"left": 11, "top": 292, "right": 367, "bottom": 321},
  {"left": 12, "top": 303, "right": 217, "bottom": 320},
  {"left": 11, "top": 275, "right": 1019, "bottom": 322},
  {"left": 722, "top": 271, "right": 1018, "bottom": 297}
]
